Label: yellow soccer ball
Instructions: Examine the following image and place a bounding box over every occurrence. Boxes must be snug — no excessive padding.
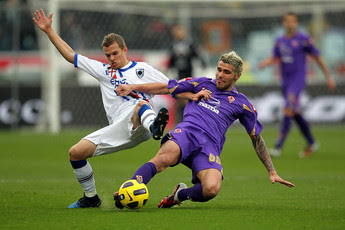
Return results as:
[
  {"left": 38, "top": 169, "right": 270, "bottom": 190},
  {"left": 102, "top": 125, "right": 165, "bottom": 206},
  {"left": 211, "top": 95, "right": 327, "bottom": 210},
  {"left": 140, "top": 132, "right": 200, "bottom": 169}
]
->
[{"left": 118, "top": 179, "right": 149, "bottom": 209}]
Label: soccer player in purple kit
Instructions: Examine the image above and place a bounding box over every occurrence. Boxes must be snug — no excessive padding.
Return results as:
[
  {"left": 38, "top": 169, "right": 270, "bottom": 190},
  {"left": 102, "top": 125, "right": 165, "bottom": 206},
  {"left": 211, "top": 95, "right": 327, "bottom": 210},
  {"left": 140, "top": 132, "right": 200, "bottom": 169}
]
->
[
  {"left": 259, "top": 12, "right": 336, "bottom": 158},
  {"left": 115, "top": 51, "right": 294, "bottom": 209}
]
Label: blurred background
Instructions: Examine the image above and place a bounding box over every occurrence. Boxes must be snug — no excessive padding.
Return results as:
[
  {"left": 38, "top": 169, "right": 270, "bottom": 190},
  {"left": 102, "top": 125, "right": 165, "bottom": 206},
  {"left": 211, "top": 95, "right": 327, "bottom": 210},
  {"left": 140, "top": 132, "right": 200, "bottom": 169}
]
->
[{"left": 0, "top": 0, "right": 344, "bottom": 133}]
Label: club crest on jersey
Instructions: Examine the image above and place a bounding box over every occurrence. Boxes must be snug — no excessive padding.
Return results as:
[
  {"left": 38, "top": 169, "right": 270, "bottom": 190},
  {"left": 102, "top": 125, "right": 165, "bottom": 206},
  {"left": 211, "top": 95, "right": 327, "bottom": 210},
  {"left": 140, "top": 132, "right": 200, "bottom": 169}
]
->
[
  {"left": 228, "top": 96, "right": 235, "bottom": 104},
  {"left": 174, "top": 128, "right": 182, "bottom": 133},
  {"left": 136, "top": 69, "right": 144, "bottom": 79},
  {"left": 136, "top": 175, "right": 143, "bottom": 183}
]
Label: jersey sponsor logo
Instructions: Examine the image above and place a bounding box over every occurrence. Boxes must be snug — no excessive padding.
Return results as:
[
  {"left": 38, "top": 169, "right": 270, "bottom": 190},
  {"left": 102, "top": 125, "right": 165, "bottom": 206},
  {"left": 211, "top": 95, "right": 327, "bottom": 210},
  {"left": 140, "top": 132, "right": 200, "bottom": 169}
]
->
[
  {"left": 202, "top": 87, "right": 212, "bottom": 94},
  {"left": 228, "top": 96, "right": 235, "bottom": 104},
  {"left": 198, "top": 97, "right": 220, "bottom": 114},
  {"left": 136, "top": 69, "right": 144, "bottom": 78}
]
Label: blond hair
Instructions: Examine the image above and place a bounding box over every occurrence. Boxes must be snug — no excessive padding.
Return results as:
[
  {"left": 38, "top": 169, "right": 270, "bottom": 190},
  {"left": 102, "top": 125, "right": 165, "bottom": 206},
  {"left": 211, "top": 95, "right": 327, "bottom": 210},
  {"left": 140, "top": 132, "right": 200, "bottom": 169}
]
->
[{"left": 218, "top": 51, "right": 243, "bottom": 76}]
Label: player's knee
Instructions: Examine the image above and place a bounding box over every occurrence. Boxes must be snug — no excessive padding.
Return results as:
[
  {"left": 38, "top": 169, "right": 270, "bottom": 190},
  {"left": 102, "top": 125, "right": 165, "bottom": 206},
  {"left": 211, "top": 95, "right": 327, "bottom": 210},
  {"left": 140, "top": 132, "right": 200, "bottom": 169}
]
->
[
  {"left": 284, "top": 107, "right": 294, "bottom": 117},
  {"left": 203, "top": 183, "right": 221, "bottom": 201},
  {"left": 69, "top": 145, "right": 86, "bottom": 161},
  {"left": 151, "top": 154, "right": 175, "bottom": 173},
  {"left": 135, "top": 100, "right": 149, "bottom": 112}
]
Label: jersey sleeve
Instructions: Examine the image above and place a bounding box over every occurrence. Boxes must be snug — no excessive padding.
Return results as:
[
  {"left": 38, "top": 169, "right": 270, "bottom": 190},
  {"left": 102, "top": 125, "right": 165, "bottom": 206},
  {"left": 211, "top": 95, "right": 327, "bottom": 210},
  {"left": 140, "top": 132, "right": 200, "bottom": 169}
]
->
[
  {"left": 74, "top": 54, "right": 108, "bottom": 81},
  {"left": 302, "top": 35, "right": 320, "bottom": 56},
  {"left": 238, "top": 101, "right": 263, "bottom": 136},
  {"left": 167, "top": 77, "right": 201, "bottom": 97}
]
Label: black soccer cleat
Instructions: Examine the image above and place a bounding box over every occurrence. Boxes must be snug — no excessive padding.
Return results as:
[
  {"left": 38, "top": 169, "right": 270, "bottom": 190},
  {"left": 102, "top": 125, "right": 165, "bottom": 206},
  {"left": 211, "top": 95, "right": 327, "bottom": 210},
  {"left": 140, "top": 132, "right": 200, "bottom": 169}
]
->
[
  {"left": 150, "top": 107, "right": 169, "bottom": 140},
  {"left": 113, "top": 191, "right": 124, "bottom": 209},
  {"left": 68, "top": 194, "right": 101, "bottom": 208}
]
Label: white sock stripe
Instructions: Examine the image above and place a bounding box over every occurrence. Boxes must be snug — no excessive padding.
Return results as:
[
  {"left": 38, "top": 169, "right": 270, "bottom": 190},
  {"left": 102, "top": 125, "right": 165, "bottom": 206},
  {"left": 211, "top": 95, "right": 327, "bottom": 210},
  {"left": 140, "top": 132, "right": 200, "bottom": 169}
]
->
[{"left": 141, "top": 112, "right": 156, "bottom": 123}]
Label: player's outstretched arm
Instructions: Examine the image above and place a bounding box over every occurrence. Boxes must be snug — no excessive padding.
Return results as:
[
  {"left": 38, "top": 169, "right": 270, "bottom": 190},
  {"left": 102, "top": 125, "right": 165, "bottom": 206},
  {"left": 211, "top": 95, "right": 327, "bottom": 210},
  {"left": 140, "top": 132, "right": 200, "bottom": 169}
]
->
[
  {"left": 116, "top": 83, "right": 210, "bottom": 102},
  {"left": 33, "top": 9, "right": 75, "bottom": 63},
  {"left": 116, "top": 83, "right": 169, "bottom": 96},
  {"left": 250, "top": 134, "right": 295, "bottom": 188},
  {"left": 258, "top": 56, "right": 275, "bottom": 69}
]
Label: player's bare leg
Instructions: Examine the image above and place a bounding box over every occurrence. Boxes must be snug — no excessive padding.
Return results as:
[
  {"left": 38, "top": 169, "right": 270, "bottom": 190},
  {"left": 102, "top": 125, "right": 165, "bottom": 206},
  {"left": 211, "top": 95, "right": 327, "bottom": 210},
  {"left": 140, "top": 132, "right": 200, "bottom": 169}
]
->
[{"left": 68, "top": 140, "right": 101, "bottom": 208}]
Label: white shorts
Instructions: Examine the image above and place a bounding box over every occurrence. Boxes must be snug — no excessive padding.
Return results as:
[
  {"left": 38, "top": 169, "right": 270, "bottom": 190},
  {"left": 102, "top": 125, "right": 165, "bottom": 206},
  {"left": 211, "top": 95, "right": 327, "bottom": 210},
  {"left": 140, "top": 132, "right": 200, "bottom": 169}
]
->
[{"left": 83, "top": 105, "right": 152, "bottom": 157}]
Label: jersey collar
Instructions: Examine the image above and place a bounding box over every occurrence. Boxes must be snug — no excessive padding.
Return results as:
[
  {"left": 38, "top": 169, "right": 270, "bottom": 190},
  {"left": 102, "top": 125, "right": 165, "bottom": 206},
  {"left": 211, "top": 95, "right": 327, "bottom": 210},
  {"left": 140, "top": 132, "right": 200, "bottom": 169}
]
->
[{"left": 117, "top": 61, "right": 137, "bottom": 77}]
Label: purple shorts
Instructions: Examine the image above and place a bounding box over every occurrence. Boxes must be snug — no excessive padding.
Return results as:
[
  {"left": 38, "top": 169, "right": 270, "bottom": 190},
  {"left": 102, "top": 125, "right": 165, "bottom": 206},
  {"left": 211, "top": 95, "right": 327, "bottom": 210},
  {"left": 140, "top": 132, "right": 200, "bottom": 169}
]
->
[
  {"left": 161, "top": 122, "right": 223, "bottom": 184},
  {"left": 282, "top": 84, "right": 303, "bottom": 112}
]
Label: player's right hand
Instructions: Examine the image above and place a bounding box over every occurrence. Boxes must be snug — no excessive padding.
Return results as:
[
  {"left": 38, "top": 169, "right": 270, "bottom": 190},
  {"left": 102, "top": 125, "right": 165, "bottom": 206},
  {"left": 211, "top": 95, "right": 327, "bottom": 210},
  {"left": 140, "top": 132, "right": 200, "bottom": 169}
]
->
[
  {"left": 33, "top": 9, "right": 53, "bottom": 32},
  {"left": 116, "top": 84, "right": 132, "bottom": 96}
]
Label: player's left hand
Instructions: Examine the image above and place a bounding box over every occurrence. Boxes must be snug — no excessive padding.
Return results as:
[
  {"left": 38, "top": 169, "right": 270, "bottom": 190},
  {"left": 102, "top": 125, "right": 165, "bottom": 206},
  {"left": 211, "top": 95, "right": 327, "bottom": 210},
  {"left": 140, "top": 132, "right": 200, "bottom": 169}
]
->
[
  {"left": 269, "top": 171, "right": 295, "bottom": 188},
  {"left": 192, "top": 89, "right": 211, "bottom": 102}
]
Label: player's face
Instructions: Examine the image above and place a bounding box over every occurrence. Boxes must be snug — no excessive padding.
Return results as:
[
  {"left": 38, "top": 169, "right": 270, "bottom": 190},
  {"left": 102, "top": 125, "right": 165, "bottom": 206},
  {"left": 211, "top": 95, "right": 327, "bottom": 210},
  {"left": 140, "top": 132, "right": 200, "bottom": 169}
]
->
[
  {"left": 103, "top": 42, "right": 128, "bottom": 69},
  {"left": 283, "top": 14, "right": 298, "bottom": 33},
  {"left": 215, "top": 61, "right": 240, "bottom": 91}
]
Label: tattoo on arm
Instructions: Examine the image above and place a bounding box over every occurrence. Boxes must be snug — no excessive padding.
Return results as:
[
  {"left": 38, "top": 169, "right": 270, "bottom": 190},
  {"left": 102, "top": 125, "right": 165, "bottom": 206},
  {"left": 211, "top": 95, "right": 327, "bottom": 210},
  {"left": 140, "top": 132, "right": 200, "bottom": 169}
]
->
[{"left": 251, "top": 134, "right": 275, "bottom": 172}]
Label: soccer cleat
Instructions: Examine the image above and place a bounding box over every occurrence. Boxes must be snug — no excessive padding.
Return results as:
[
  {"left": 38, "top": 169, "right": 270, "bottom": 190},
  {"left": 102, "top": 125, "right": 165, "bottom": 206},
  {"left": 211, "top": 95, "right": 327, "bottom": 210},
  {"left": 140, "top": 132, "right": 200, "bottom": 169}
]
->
[
  {"left": 68, "top": 194, "right": 101, "bottom": 208},
  {"left": 157, "top": 183, "right": 187, "bottom": 208},
  {"left": 299, "top": 142, "right": 319, "bottom": 158},
  {"left": 150, "top": 107, "right": 169, "bottom": 140},
  {"left": 113, "top": 191, "right": 124, "bottom": 209},
  {"left": 269, "top": 148, "right": 281, "bottom": 158}
]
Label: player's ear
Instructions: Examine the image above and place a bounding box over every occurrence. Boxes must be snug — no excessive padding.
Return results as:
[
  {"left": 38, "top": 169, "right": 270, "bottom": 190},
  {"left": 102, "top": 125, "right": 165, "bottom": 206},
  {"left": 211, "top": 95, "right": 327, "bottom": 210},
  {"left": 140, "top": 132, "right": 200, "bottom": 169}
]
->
[
  {"left": 235, "top": 73, "right": 241, "bottom": 81},
  {"left": 123, "top": 46, "right": 128, "bottom": 54}
]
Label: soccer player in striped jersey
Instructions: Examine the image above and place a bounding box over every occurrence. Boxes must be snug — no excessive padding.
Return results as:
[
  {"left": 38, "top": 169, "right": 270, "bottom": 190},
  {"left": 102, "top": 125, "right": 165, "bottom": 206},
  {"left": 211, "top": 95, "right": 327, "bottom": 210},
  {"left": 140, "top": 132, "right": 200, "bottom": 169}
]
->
[
  {"left": 259, "top": 12, "right": 336, "bottom": 158},
  {"left": 114, "top": 51, "right": 294, "bottom": 209},
  {"left": 33, "top": 9, "right": 175, "bottom": 208}
]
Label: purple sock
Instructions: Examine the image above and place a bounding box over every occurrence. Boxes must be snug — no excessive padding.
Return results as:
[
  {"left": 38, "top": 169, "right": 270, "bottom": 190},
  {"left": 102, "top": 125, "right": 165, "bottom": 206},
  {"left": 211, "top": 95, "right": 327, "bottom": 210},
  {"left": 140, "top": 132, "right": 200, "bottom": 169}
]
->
[
  {"left": 131, "top": 162, "right": 157, "bottom": 184},
  {"left": 275, "top": 116, "right": 292, "bottom": 149},
  {"left": 177, "top": 183, "right": 207, "bottom": 202},
  {"left": 294, "top": 114, "right": 314, "bottom": 145}
]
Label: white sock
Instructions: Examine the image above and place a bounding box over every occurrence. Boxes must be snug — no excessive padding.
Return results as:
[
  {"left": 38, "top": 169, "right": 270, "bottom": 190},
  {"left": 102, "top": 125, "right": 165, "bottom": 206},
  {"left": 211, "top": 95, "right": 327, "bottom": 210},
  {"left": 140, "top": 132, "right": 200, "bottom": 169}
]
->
[
  {"left": 73, "top": 161, "right": 97, "bottom": 197},
  {"left": 140, "top": 109, "right": 156, "bottom": 131}
]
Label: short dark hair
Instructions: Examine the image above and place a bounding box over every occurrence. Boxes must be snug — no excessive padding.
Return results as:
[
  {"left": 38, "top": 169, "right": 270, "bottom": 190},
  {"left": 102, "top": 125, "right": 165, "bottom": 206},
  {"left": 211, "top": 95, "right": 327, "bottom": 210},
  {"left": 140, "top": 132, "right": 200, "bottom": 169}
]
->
[
  {"left": 101, "top": 33, "right": 126, "bottom": 49},
  {"left": 284, "top": 12, "right": 298, "bottom": 20}
]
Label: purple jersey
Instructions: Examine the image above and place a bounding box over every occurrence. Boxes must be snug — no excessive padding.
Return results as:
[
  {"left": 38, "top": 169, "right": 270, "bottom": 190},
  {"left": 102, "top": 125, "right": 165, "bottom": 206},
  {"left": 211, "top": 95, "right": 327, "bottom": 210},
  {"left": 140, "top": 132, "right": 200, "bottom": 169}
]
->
[
  {"left": 273, "top": 31, "right": 320, "bottom": 89},
  {"left": 168, "top": 77, "right": 263, "bottom": 152},
  {"left": 163, "top": 77, "right": 263, "bottom": 183}
]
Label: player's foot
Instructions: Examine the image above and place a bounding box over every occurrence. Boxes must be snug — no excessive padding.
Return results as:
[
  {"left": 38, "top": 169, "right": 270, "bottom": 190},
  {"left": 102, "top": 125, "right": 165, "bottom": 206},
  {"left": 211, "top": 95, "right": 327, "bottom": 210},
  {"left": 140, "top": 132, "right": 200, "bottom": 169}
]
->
[
  {"left": 113, "top": 191, "right": 124, "bottom": 209},
  {"left": 157, "top": 183, "right": 187, "bottom": 208},
  {"left": 270, "top": 148, "right": 281, "bottom": 158},
  {"left": 150, "top": 107, "right": 169, "bottom": 140},
  {"left": 299, "top": 142, "right": 319, "bottom": 158},
  {"left": 68, "top": 194, "right": 101, "bottom": 208}
]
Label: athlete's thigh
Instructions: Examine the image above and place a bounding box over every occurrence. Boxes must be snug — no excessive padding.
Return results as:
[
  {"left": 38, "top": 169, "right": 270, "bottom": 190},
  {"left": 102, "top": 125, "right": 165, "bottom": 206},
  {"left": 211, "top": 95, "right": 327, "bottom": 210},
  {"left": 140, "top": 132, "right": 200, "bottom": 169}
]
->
[{"left": 150, "top": 140, "right": 181, "bottom": 172}]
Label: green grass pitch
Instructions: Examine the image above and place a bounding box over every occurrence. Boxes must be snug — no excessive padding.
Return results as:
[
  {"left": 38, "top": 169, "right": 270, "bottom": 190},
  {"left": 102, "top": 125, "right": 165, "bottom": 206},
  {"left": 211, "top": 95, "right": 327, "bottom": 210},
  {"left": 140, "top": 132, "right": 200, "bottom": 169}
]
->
[{"left": 0, "top": 125, "right": 344, "bottom": 229}]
